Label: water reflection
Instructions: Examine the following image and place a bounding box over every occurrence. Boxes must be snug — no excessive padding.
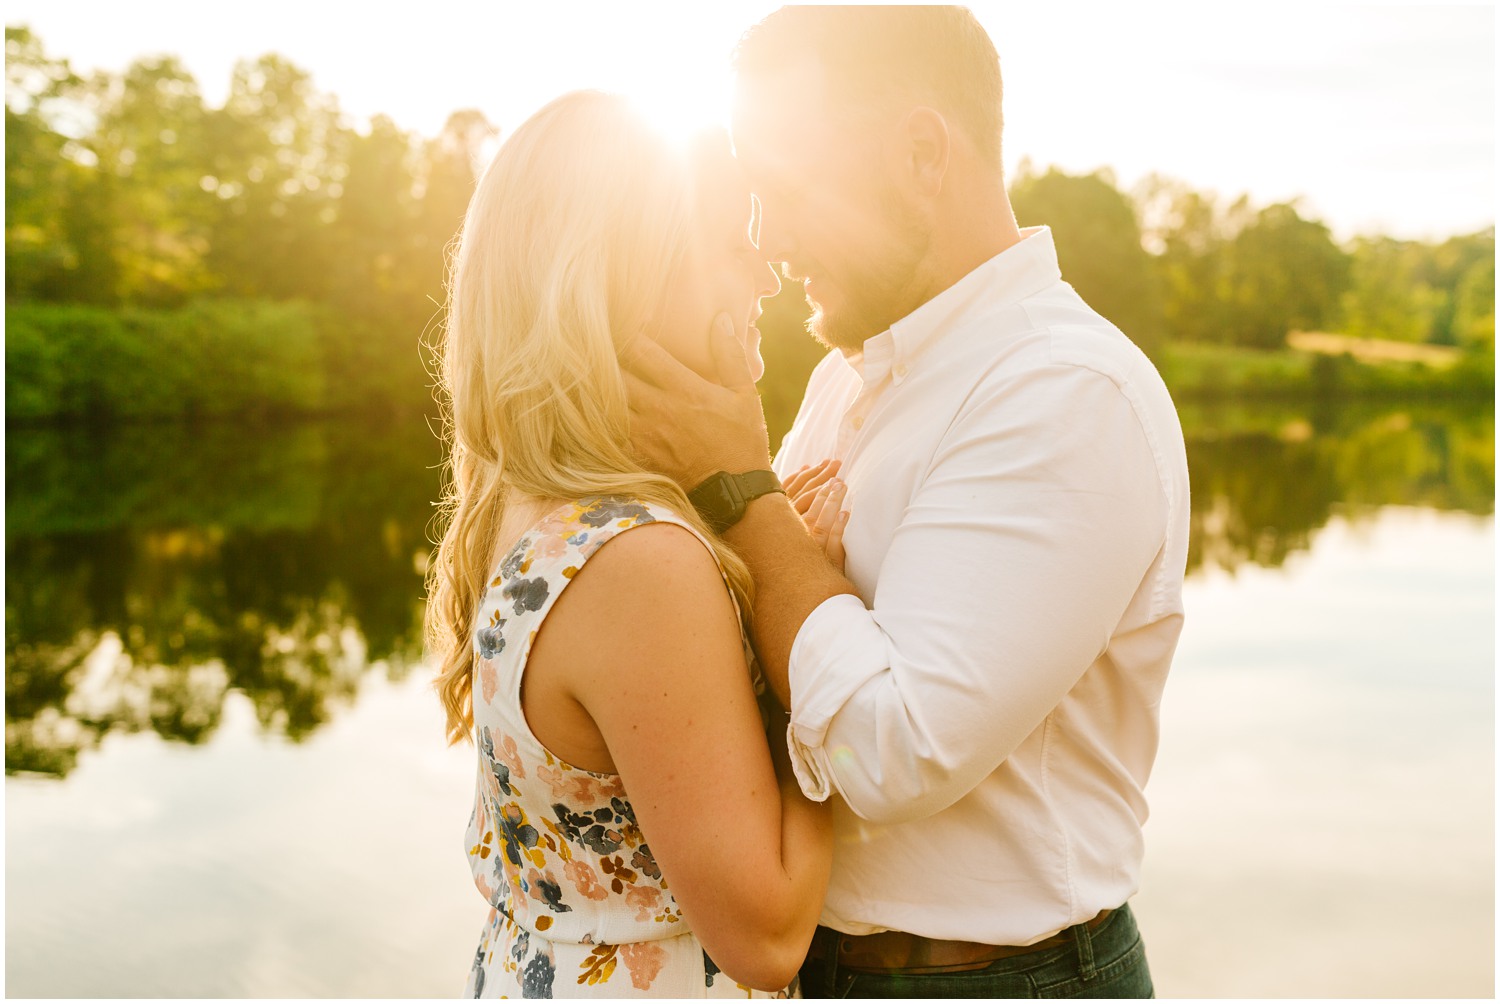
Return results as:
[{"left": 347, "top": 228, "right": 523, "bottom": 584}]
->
[
  {"left": 1184, "top": 401, "right": 1492, "bottom": 572},
  {"left": 5, "top": 402, "right": 1493, "bottom": 778},
  {"left": 5, "top": 417, "right": 443, "bottom": 776}
]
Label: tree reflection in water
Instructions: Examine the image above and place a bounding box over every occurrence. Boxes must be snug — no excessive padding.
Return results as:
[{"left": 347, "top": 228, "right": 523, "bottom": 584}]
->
[
  {"left": 1183, "top": 401, "right": 1493, "bottom": 573},
  {"left": 5, "top": 403, "right": 1492, "bottom": 777},
  {"left": 5, "top": 416, "right": 441, "bottom": 776}
]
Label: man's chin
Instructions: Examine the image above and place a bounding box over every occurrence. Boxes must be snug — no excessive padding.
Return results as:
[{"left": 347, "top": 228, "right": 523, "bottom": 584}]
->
[{"left": 806, "top": 303, "right": 870, "bottom": 352}]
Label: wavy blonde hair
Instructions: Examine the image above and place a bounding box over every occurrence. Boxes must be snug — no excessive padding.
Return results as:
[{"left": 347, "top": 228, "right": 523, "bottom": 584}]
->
[{"left": 426, "top": 91, "right": 754, "bottom": 745}]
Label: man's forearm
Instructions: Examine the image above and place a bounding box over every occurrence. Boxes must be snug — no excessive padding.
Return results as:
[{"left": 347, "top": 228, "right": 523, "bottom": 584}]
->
[{"left": 724, "top": 493, "right": 859, "bottom": 709}]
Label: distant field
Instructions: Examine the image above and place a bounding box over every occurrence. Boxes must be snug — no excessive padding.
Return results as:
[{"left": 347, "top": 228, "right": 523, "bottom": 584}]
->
[
  {"left": 1288, "top": 331, "right": 1463, "bottom": 368},
  {"left": 1157, "top": 336, "right": 1492, "bottom": 400}
]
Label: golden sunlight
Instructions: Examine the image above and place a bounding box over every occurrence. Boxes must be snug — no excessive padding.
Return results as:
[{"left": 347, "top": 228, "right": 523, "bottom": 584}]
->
[{"left": 619, "top": 74, "right": 732, "bottom": 147}]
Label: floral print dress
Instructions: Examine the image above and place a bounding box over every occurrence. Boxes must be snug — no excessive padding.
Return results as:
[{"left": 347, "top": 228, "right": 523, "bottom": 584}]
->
[{"left": 462, "top": 496, "right": 791, "bottom": 999}]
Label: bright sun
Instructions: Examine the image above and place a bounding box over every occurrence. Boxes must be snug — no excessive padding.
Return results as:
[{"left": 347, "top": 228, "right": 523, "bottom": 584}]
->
[{"left": 619, "top": 76, "right": 732, "bottom": 147}]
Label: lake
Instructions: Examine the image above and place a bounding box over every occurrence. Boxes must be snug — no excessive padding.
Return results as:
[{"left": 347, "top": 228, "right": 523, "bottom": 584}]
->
[{"left": 5, "top": 399, "right": 1494, "bottom": 998}]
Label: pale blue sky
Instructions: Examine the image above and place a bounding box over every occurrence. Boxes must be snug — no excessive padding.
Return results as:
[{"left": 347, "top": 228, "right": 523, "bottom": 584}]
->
[{"left": 7, "top": 1, "right": 1495, "bottom": 240}]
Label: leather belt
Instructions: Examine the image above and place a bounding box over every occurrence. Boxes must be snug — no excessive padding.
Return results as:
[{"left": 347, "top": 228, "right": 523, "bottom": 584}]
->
[{"left": 807, "top": 909, "right": 1115, "bottom": 975}]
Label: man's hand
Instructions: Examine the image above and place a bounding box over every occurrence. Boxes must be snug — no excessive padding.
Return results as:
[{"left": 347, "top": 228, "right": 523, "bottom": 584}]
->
[
  {"left": 621, "top": 314, "right": 773, "bottom": 489},
  {"left": 625, "top": 317, "right": 856, "bottom": 710}
]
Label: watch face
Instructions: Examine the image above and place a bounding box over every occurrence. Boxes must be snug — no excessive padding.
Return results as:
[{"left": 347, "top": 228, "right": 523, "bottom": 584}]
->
[
  {"left": 706, "top": 477, "right": 739, "bottom": 511},
  {"left": 689, "top": 472, "right": 742, "bottom": 533},
  {"left": 692, "top": 471, "right": 779, "bottom": 534}
]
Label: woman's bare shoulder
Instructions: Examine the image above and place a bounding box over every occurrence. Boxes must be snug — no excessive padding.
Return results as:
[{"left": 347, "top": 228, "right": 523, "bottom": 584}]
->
[{"left": 564, "top": 516, "right": 726, "bottom": 619}]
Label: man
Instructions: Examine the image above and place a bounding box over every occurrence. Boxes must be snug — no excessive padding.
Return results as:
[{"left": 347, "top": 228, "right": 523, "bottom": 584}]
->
[{"left": 624, "top": 6, "right": 1189, "bottom": 998}]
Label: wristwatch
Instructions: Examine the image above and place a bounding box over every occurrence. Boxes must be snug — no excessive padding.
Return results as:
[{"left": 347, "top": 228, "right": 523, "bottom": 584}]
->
[{"left": 688, "top": 470, "right": 785, "bottom": 534}]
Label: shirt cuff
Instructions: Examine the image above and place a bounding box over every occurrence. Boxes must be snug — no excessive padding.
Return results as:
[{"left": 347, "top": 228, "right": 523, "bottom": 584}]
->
[{"left": 784, "top": 592, "right": 890, "bottom": 802}]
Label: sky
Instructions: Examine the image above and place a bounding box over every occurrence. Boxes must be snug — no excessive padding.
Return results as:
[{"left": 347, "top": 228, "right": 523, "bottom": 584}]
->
[{"left": 6, "top": 1, "right": 1496, "bottom": 241}]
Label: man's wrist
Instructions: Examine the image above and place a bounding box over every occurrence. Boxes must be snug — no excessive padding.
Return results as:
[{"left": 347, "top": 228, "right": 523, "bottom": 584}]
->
[{"left": 688, "top": 469, "right": 784, "bottom": 535}]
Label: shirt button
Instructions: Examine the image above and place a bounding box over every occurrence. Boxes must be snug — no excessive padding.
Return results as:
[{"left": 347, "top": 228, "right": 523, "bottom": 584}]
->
[
  {"left": 851, "top": 415, "right": 864, "bottom": 430},
  {"left": 893, "top": 363, "right": 908, "bottom": 378}
]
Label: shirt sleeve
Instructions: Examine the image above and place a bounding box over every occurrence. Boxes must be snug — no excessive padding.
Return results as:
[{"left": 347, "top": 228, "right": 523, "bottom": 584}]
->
[{"left": 784, "top": 361, "right": 1169, "bottom": 823}]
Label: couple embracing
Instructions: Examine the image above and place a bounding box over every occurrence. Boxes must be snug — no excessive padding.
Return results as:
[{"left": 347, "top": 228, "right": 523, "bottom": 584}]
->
[{"left": 426, "top": 6, "right": 1189, "bottom": 999}]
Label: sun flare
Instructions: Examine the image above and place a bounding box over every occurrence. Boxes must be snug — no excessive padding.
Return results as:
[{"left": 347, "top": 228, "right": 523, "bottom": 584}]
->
[
  {"left": 593, "top": 29, "right": 733, "bottom": 147},
  {"left": 621, "top": 82, "right": 732, "bottom": 149}
]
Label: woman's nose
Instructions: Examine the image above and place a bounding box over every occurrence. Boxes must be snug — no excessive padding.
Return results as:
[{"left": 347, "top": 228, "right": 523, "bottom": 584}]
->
[{"left": 755, "top": 259, "right": 781, "bottom": 300}]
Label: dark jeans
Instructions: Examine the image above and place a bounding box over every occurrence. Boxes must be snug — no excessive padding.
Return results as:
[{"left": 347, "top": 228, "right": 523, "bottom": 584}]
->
[{"left": 797, "top": 903, "right": 1153, "bottom": 999}]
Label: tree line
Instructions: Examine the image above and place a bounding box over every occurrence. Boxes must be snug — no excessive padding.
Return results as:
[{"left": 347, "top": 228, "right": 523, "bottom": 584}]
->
[
  {"left": 1010, "top": 166, "right": 1494, "bottom": 357},
  {"left": 5, "top": 26, "right": 1494, "bottom": 422}
]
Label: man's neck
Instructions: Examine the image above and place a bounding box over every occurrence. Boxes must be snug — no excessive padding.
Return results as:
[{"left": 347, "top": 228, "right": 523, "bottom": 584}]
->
[
  {"left": 928, "top": 178, "right": 1024, "bottom": 293},
  {"left": 856, "top": 182, "right": 1023, "bottom": 351},
  {"left": 835, "top": 179, "right": 1025, "bottom": 359}
]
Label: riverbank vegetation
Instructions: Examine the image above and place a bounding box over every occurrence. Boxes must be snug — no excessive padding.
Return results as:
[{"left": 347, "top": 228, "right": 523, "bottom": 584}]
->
[{"left": 6, "top": 26, "right": 1494, "bottom": 429}]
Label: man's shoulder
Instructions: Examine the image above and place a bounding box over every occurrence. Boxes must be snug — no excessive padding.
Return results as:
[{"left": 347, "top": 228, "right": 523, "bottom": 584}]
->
[
  {"left": 954, "top": 286, "right": 1169, "bottom": 401},
  {"left": 946, "top": 295, "right": 1186, "bottom": 458}
]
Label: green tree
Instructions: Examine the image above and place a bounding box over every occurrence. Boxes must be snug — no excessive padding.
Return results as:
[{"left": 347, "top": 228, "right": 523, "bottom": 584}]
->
[
  {"left": 319, "top": 114, "right": 436, "bottom": 408},
  {"left": 326, "top": 114, "right": 417, "bottom": 309},
  {"left": 403, "top": 109, "right": 499, "bottom": 398},
  {"left": 1339, "top": 236, "right": 1444, "bottom": 343},
  {"left": 1135, "top": 175, "right": 1241, "bottom": 346},
  {"left": 414, "top": 108, "right": 496, "bottom": 292},
  {"left": 1222, "top": 202, "right": 1349, "bottom": 349},
  {"left": 1451, "top": 243, "right": 1495, "bottom": 352},
  {"left": 1432, "top": 230, "right": 1495, "bottom": 349},
  {"left": 204, "top": 54, "right": 348, "bottom": 300},
  {"left": 1338, "top": 228, "right": 1493, "bottom": 349},
  {"left": 4, "top": 26, "right": 106, "bottom": 302},
  {"left": 88, "top": 55, "right": 217, "bottom": 304},
  {"left": 1010, "top": 164, "right": 1164, "bottom": 356}
]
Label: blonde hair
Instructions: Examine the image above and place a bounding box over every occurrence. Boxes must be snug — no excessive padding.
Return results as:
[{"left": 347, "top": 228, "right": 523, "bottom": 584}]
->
[{"left": 426, "top": 91, "right": 754, "bottom": 745}]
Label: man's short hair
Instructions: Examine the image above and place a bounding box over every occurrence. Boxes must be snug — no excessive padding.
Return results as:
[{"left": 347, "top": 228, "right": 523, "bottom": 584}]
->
[{"left": 733, "top": 5, "right": 1004, "bottom": 169}]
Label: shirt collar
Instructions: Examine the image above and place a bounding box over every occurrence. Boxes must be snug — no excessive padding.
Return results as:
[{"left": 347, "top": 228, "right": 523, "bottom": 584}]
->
[{"left": 844, "top": 225, "right": 1062, "bottom": 387}]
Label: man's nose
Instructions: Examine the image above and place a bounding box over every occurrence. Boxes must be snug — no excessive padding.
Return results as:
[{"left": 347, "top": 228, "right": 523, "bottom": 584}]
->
[{"left": 757, "top": 212, "right": 798, "bottom": 264}]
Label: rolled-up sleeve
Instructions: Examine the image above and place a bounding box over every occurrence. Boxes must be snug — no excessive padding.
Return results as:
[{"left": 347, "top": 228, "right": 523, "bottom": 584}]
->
[
  {"left": 784, "top": 361, "right": 1169, "bottom": 824},
  {"left": 784, "top": 593, "right": 889, "bottom": 800}
]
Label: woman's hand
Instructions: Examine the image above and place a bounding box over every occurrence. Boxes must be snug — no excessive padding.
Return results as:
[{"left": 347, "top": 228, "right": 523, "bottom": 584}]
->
[
  {"left": 785, "top": 459, "right": 848, "bottom": 571},
  {"left": 783, "top": 459, "right": 837, "bottom": 513}
]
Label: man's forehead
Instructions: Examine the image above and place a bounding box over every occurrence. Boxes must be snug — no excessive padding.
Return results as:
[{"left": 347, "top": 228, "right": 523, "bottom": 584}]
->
[{"left": 730, "top": 59, "right": 834, "bottom": 160}]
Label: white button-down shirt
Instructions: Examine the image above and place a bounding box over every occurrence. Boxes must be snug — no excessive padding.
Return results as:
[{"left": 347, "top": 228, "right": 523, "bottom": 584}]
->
[{"left": 772, "top": 227, "right": 1190, "bottom": 945}]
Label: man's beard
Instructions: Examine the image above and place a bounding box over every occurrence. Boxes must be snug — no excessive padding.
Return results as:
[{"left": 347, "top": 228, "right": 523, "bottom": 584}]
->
[{"left": 801, "top": 201, "right": 930, "bottom": 352}]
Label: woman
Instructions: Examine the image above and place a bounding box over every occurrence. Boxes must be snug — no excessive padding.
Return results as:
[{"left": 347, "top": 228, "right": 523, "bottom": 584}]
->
[{"left": 425, "top": 91, "right": 846, "bottom": 998}]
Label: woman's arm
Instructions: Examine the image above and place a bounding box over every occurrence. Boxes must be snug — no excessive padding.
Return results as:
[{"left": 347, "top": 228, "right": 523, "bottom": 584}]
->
[{"left": 527, "top": 521, "right": 832, "bottom": 991}]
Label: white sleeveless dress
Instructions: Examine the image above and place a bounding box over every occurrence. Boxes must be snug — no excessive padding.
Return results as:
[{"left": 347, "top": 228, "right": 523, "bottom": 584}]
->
[{"left": 461, "top": 496, "right": 792, "bottom": 998}]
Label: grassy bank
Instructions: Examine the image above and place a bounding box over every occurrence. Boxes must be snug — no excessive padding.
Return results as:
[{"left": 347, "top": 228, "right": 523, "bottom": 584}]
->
[
  {"left": 5, "top": 300, "right": 432, "bottom": 422},
  {"left": 1157, "top": 341, "right": 1495, "bottom": 401},
  {"left": 6, "top": 300, "right": 1493, "bottom": 424}
]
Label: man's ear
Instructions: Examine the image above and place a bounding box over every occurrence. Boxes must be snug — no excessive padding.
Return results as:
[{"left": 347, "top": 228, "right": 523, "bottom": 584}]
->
[{"left": 903, "top": 107, "right": 950, "bottom": 198}]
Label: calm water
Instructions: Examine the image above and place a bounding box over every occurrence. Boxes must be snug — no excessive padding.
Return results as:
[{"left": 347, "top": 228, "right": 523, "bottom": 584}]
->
[{"left": 5, "top": 401, "right": 1494, "bottom": 998}]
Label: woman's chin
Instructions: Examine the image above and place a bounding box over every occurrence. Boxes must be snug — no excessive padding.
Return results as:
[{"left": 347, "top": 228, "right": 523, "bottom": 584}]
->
[{"left": 745, "top": 330, "right": 765, "bottom": 383}]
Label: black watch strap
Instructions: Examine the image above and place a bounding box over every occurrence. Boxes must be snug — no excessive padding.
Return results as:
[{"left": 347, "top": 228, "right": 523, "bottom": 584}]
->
[{"left": 687, "top": 470, "right": 784, "bottom": 534}]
